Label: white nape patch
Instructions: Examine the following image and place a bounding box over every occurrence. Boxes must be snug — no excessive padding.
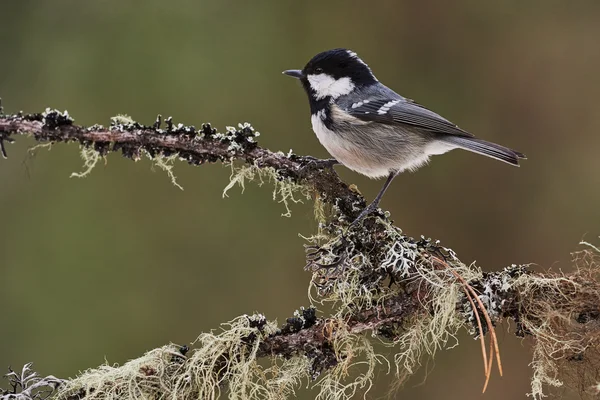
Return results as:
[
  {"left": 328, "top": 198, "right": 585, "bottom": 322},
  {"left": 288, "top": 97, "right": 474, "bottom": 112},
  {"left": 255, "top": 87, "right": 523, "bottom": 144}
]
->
[
  {"left": 346, "top": 50, "right": 378, "bottom": 82},
  {"left": 307, "top": 73, "right": 355, "bottom": 100},
  {"left": 377, "top": 100, "right": 401, "bottom": 115}
]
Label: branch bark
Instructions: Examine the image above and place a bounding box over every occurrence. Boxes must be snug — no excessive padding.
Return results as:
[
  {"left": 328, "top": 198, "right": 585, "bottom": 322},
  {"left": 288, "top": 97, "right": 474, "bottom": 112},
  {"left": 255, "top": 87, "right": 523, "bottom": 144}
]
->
[{"left": 0, "top": 110, "right": 365, "bottom": 219}]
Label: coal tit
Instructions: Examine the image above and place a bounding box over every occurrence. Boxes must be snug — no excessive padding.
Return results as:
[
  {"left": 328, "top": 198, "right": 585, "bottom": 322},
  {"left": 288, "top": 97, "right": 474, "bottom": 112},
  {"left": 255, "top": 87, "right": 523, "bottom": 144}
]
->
[{"left": 283, "top": 48, "right": 525, "bottom": 225}]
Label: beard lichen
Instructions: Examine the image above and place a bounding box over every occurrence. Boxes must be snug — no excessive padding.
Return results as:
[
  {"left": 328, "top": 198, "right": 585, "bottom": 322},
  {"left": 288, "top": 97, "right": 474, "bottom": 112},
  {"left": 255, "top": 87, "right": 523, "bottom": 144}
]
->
[
  {"left": 305, "top": 215, "right": 484, "bottom": 393},
  {"left": 314, "top": 331, "right": 389, "bottom": 400},
  {"left": 58, "top": 315, "right": 314, "bottom": 400},
  {"left": 171, "top": 314, "right": 299, "bottom": 400},
  {"left": 222, "top": 162, "right": 311, "bottom": 217},
  {"left": 151, "top": 153, "right": 184, "bottom": 190},
  {"left": 57, "top": 344, "right": 185, "bottom": 399},
  {"left": 70, "top": 146, "right": 102, "bottom": 179},
  {"left": 512, "top": 243, "right": 600, "bottom": 399}
]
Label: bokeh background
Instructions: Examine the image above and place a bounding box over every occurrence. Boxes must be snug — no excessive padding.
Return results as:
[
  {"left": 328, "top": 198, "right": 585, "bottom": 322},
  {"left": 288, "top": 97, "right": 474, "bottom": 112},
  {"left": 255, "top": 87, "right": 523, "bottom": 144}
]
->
[{"left": 1, "top": 1, "right": 600, "bottom": 398}]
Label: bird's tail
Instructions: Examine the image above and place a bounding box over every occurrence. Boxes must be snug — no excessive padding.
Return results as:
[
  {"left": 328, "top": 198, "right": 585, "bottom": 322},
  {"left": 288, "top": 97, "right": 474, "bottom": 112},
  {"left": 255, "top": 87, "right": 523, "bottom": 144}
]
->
[{"left": 439, "top": 136, "right": 526, "bottom": 166}]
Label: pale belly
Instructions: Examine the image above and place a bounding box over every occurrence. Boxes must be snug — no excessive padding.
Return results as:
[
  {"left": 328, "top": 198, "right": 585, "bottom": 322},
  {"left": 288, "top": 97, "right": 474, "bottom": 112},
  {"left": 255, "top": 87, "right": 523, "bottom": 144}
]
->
[
  {"left": 311, "top": 114, "right": 392, "bottom": 178},
  {"left": 310, "top": 113, "right": 455, "bottom": 178}
]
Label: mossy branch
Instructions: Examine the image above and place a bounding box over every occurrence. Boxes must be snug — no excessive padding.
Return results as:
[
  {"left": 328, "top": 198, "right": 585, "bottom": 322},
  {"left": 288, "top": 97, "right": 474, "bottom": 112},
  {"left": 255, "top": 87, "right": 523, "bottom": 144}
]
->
[{"left": 1, "top": 106, "right": 600, "bottom": 399}]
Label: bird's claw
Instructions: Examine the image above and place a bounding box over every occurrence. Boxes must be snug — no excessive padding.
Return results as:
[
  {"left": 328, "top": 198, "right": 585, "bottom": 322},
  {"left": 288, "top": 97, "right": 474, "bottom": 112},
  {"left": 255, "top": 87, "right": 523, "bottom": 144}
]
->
[
  {"left": 0, "top": 134, "right": 14, "bottom": 159},
  {"left": 350, "top": 203, "right": 380, "bottom": 227},
  {"left": 298, "top": 156, "right": 339, "bottom": 179}
]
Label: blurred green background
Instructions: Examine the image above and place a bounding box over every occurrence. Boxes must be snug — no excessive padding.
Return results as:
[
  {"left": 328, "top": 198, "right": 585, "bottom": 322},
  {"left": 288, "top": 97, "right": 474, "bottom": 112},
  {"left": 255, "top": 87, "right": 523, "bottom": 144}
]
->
[{"left": 1, "top": 1, "right": 599, "bottom": 398}]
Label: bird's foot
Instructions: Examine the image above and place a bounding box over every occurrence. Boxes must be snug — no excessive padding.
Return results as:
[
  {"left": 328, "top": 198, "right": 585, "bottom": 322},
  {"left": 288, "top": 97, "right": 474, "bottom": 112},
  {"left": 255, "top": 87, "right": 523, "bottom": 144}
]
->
[
  {"left": 0, "top": 133, "right": 14, "bottom": 159},
  {"left": 303, "top": 156, "right": 339, "bottom": 168},
  {"left": 297, "top": 156, "right": 339, "bottom": 179},
  {"left": 349, "top": 203, "right": 380, "bottom": 227}
]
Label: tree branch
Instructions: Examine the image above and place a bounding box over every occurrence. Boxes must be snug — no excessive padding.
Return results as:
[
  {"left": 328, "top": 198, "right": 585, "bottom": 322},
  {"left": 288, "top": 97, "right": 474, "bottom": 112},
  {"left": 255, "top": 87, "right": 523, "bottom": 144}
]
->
[
  {"left": 0, "top": 109, "right": 365, "bottom": 220},
  {"left": 1, "top": 107, "right": 599, "bottom": 399}
]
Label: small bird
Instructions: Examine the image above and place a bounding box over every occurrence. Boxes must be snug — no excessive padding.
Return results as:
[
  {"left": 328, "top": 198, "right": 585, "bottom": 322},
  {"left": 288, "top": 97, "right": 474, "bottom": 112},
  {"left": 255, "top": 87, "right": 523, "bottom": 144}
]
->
[{"left": 283, "top": 49, "right": 525, "bottom": 225}]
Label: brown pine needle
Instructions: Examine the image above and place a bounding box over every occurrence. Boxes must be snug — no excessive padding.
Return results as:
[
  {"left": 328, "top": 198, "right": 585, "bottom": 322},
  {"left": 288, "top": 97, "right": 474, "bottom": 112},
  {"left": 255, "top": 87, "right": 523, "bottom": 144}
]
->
[
  {"left": 463, "top": 281, "right": 504, "bottom": 377},
  {"left": 432, "top": 256, "right": 504, "bottom": 392},
  {"left": 482, "top": 334, "right": 495, "bottom": 393},
  {"left": 462, "top": 284, "right": 489, "bottom": 378}
]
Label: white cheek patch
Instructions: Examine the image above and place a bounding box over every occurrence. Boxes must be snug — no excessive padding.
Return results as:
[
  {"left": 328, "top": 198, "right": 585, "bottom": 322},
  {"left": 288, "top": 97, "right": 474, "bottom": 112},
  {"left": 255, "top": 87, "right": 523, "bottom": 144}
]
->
[{"left": 307, "top": 73, "right": 355, "bottom": 100}]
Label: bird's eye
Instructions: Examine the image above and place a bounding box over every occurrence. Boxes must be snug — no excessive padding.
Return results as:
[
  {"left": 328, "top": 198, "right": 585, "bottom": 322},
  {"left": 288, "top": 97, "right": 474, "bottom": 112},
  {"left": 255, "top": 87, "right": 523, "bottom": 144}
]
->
[{"left": 315, "top": 67, "right": 323, "bottom": 74}]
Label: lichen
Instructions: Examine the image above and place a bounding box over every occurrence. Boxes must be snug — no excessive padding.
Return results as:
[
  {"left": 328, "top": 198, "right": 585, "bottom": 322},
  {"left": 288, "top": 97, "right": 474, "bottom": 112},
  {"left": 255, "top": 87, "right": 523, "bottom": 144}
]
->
[
  {"left": 315, "top": 331, "right": 388, "bottom": 400},
  {"left": 57, "top": 345, "right": 183, "bottom": 400},
  {"left": 109, "top": 114, "right": 135, "bottom": 127},
  {"left": 41, "top": 108, "right": 73, "bottom": 129},
  {"left": 0, "top": 363, "right": 63, "bottom": 400},
  {"left": 59, "top": 314, "right": 303, "bottom": 400},
  {"left": 305, "top": 213, "right": 485, "bottom": 393},
  {"left": 222, "top": 162, "right": 311, "bottom": 217},
  {"left": 508, "top": 242, "right": 600, "bottom": 399},
  {"left": 152, "top": 154, "right": 184, "bottom": 190},
  {"left": 70, "top": 146, "right": 101, "bottom": 178}
]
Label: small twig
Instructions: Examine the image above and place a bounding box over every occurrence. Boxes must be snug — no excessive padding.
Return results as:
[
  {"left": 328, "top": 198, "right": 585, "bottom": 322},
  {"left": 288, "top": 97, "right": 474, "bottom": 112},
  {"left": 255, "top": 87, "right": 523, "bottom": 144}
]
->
[{"left": 483, "top": 333, "right": 495, "bottom": 393}]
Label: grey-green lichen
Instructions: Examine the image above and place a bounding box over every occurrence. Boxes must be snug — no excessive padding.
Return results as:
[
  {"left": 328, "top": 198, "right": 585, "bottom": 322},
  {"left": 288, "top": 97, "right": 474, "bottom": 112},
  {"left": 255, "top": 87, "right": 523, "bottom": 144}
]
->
[
  {"left": 223, "top": 161, "right": 311, "bottom": 217},
  {"left": 152, "top": 154, "right": 184, "bottom": 190},
  {"left": 304, "top": 214, "right": 486, "bottom": 391},
  {"left": 512, "top": 243, "right": 600, "bottom": 399},
  {"left": 70, "top": 146, "right": 102, "bottom": 179},
  {"left": 42, "top": 108, "right": 74, "bottom": 129},
  {"left": 0, "top": 363, "right": 63, "bottom": 400},
  {"left": 4, "top": 108, "right": 600, "bottom": 399},
  {"left": 57, "top": 314, "right": 312, "bottom": 400}
]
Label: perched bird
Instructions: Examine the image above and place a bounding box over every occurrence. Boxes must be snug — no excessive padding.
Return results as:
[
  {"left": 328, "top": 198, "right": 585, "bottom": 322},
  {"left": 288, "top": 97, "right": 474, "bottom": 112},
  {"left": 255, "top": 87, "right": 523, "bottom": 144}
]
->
[{"left": 283, "top": 48, "right": 525, "bottom": 225}]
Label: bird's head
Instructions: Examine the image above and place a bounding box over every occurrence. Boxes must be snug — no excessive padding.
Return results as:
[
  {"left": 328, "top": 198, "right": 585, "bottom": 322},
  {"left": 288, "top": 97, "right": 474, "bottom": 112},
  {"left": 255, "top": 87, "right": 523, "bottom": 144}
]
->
[{"left": 283, "top": 49, "right": 377, "bottom": 102}]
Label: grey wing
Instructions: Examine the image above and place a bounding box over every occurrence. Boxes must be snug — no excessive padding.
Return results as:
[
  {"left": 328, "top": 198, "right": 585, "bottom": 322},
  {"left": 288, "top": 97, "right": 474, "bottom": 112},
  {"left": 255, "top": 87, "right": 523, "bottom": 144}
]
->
[{"left": 346, "top": 98, "right": 474, "bottom": 138}]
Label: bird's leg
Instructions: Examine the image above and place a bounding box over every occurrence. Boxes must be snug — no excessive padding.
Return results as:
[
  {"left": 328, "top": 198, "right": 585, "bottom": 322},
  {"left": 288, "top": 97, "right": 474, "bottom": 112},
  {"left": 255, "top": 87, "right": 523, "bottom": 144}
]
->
[{"left": 350, "top": 171, "right": 397, "bottom": 226}]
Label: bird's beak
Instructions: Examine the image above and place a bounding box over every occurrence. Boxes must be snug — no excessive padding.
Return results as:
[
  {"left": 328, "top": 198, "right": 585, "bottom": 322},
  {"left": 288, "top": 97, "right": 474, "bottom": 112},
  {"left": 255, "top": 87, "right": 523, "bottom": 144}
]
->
[{"left": 282, "top": 69, "right": 303, "bottom": 79}]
